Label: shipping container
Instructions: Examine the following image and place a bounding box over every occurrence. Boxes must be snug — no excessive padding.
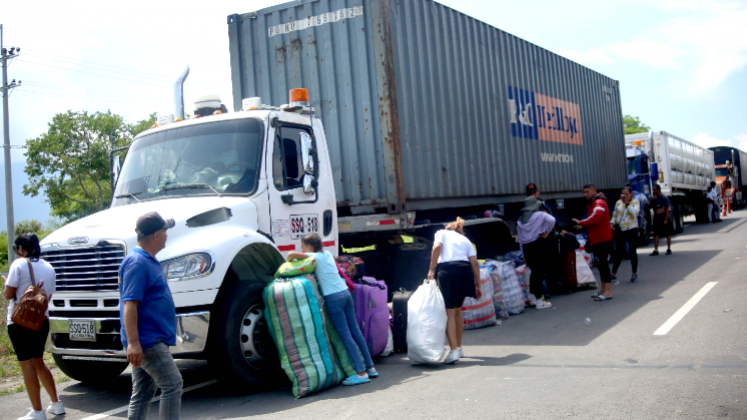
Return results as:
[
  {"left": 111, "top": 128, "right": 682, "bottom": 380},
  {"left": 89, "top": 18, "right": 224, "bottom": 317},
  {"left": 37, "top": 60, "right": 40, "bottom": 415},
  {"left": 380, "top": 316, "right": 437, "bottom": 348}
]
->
[{"left": 228, "top": 0, "right": 627, "bottom": 215}]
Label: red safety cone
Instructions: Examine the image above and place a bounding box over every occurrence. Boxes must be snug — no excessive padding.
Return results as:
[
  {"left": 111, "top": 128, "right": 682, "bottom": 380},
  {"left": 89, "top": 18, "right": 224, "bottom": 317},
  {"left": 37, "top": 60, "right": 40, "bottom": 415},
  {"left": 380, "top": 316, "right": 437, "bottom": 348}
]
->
[{"left": 728, "top": 198, "right": 732, "bottom": 213}]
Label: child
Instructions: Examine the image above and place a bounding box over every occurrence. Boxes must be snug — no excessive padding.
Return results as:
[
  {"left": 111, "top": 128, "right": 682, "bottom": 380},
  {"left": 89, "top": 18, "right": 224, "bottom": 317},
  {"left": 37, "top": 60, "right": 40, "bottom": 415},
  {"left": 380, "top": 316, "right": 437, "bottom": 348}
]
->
[{"left": 286, "top": 233, "right": 377, "bottom": 386}]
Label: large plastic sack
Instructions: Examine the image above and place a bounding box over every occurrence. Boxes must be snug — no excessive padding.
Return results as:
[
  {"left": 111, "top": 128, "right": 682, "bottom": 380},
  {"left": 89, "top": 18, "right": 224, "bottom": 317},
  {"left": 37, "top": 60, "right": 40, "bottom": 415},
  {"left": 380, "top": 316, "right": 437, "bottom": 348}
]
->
[
  {"left": 575, "top": 251, "right": 597, "bottom": 287},
  {"left": 275, "top": 258, "right": 316, "bottom": 278},
  {"left": 461, "top": 269, "right": 497, "bottom": 329},
  {"left": 515, "top": 265, "right": 537, "bottom": 307},
  {"left": 497, "top": 262, "right": 524, "bottom": 315},
  {"left": 495, "top": 250, "right": 525, "bottom": 267},
  {"left": 263, "top": 275, "right": 347, "bottom": 398},
  {"left": 407, "top": 280, "right": 447, "bottom": 364},
  {"left": 381, "top": 327, "right": 394, "bottom": 357},
  {"left": 481, "top": 260, "right": 509, "bottom": 320}
]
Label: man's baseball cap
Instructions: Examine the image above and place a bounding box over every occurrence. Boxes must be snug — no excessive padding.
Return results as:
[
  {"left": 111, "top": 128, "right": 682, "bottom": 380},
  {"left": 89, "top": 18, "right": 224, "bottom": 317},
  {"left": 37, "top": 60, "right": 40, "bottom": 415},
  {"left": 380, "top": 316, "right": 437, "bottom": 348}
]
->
[
  {"left": 526, "top": 183, "right": 538, "bottom": 195},
  {"left": 136, "top": 212, "right": 175, "bottom": 237}
]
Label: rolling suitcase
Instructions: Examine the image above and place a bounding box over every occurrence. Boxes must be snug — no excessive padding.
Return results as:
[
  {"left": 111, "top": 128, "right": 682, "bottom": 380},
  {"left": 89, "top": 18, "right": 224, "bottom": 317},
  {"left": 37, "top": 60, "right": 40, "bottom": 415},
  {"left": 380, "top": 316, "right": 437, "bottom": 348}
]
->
[
  {"left": 392, "top": 289, "right": 412, "bottom": 353},
  {"left": 354, "top": 277, "right": 389, "bottom": 357}
]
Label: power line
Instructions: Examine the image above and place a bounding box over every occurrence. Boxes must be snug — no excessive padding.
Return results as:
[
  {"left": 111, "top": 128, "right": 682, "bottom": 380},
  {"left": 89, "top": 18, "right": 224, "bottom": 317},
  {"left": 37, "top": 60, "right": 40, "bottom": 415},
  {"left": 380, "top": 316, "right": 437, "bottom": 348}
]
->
[
  {"left": 20, "top": 89, "right": 169, "bottom": 107},
  {"left": 16, "top": 59, "right": 233, "bottom": 95},
  {"left": 4, "top": 27, "right": 229, "bottom": 73},
  {"left": 23, "top": 80, "right": 171, "bottom": 102},
  {"left": 23, "top": 49, "right": 232, "bottom": 90}
]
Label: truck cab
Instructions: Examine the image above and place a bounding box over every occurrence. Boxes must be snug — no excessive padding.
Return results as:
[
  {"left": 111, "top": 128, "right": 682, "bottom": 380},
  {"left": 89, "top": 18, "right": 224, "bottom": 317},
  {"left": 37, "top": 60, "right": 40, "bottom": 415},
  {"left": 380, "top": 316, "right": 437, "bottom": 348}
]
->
[
  {"left": 625, "top": 141, "right": 654, "bottom": 243},
  {"left": 40, "top": 90, "right": 336, "bottom": 387}
]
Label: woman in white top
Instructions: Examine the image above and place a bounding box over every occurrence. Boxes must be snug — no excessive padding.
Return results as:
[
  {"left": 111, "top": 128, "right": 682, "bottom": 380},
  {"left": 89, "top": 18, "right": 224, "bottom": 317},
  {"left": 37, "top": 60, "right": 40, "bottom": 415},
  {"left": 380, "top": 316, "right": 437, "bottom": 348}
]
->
[
  {"left": 427, "top": 217, "right": 482, "bottom": 364},
  {"left": 3, "top": 233, "right": 64, "bottom": 420}
]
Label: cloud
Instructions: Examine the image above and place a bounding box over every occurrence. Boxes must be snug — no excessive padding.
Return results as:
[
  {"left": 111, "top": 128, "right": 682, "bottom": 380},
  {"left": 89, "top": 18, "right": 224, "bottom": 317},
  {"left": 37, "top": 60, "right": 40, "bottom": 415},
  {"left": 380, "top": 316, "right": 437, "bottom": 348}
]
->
[
  {"left": 691, "top": 132, "right": 731, "bottom": 149},
  {"left": 558, "top": 0, "right": 747, "bottom": 94},
  {"left": 691, "top": 132, "right": 747, "bottom": 151}
]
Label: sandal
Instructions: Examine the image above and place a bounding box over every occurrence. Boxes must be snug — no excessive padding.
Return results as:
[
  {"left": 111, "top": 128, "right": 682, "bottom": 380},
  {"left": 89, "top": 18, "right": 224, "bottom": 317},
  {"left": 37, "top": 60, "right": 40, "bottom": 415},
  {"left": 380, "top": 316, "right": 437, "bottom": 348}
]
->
[
  {"left": 590, "top": 293, "right": 601, "bottom": 299},
  {"left": 594, "top": 296, "right": 612, "bottom": 301}
]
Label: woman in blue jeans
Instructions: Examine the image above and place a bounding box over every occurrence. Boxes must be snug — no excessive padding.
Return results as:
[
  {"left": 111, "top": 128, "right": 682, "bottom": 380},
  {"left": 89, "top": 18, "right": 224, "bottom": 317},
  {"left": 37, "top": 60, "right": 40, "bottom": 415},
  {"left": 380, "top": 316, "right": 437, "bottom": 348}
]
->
[{"left": 286, "top": 233, "right": 377, "bottom": 386}]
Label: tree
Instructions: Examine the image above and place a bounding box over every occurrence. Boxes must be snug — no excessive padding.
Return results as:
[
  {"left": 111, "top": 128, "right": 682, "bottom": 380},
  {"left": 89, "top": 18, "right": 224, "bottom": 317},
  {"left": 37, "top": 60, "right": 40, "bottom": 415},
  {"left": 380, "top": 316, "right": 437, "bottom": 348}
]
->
[
  {"left": 15, "top": 220, "right": 43, "bottom": 236},
  {"left": 129, "top": 112, "right": 157, "bottom": 137},
  {"left": 624, "top": 115, "right": 651, "bottom": 135},
  {"left": 23, "top": 111, "right": 155, "bottom": 222}
]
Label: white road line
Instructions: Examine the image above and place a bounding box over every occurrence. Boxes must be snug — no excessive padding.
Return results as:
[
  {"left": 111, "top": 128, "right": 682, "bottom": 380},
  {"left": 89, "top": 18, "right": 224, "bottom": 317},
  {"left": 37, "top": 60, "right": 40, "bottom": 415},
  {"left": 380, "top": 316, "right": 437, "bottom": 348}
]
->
[
  {"left": 79, "top": 379, "right": 217, "bottom": 420},
  {"left": 654, "top": 282, "right": 718, "bottom": 336}
]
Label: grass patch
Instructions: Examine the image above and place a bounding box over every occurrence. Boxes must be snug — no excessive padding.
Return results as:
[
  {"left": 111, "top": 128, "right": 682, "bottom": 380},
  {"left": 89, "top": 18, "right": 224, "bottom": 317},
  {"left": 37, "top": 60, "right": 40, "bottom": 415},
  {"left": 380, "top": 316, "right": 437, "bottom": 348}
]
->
[{"left": 0, "top": 384, "right": 26, "bottom": 396}]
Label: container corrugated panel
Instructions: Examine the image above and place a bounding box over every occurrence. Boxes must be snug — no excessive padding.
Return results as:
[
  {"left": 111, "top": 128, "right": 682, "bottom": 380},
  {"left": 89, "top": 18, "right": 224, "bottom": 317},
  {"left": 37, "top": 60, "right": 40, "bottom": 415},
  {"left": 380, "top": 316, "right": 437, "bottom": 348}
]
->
[{"left": 228, "top": 0, "right": 627, "bottom": 212}]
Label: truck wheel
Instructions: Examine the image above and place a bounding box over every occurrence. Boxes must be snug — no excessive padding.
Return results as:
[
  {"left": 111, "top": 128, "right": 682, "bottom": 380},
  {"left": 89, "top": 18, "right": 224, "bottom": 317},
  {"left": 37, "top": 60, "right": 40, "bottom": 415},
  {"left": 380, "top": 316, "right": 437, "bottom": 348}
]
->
[
  {"left": 52, "top": 354, "right": 128, "bottom": 383},
  {"left": 208, "top": 281, "right": 282, "bottom": 391},
  {"left": 676, "top": 204, "right": 685, "bottom": 233},
  {"left": 638, "top": 220, "right": 650, "bottom": 246}
]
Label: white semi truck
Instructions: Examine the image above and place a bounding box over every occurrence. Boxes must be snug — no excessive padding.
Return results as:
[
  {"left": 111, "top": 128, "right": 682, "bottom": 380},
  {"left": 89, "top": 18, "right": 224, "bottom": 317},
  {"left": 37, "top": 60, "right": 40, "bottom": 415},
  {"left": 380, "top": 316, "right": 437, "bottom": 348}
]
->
[{"left": 41, "top": 0, "right": 627, "bottom": 388}]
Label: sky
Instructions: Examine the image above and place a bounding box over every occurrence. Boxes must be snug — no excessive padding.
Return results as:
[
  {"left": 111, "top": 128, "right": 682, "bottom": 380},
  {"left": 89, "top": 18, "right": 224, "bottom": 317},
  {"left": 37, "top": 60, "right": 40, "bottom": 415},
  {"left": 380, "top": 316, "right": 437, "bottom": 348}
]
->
[{"left": 2, "top": 0, "right": 747, "bottom": 228}]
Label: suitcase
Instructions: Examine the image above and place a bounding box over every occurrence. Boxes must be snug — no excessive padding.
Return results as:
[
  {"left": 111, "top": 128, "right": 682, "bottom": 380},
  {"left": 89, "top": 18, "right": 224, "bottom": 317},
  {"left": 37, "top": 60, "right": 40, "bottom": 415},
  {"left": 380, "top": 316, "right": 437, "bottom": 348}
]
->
[
  {"left": 354, "top": 277, "right": 389, "bottom": 357},
  {"left": 392, "top": 289, "right": 413, "bottom": 353}
]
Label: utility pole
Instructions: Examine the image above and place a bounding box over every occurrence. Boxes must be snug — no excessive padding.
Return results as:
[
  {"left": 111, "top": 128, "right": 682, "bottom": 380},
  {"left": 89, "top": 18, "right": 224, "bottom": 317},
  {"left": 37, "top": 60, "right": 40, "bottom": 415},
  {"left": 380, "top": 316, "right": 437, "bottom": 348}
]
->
[{"left": 1, "top": 24, "right": 22, "bottom": 266}]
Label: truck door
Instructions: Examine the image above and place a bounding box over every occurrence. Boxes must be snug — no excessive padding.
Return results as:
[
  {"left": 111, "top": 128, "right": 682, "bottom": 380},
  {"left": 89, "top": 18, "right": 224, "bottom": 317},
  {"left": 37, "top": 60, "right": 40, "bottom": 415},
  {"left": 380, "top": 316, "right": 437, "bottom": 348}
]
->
[{"left": 266, "top": 122, "right": 330, "bottom": 256}]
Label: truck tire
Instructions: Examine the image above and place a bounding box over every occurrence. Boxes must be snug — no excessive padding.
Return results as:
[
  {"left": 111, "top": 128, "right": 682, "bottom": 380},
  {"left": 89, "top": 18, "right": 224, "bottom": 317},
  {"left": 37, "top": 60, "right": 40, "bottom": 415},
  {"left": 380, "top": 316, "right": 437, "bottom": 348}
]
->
[
  {"left": 677, "top": 204, "right": 685, "bottom": 233},
  {"left": 208, "top": 281, "right": 282, "bottom": 391},
  {"left": 638, "top": 218, "right": 650, "bottom": 246},
  {"left": 52, "top": 354, "right": 128, "bottom": 383}
]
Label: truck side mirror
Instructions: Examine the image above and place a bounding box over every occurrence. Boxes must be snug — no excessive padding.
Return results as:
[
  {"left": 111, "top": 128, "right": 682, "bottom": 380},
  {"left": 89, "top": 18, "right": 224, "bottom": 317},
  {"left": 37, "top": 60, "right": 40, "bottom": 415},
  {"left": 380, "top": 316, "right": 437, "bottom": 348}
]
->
[
  {"left": 650, "top": 162, "right": 659, "bottom": 181},
  {"left": 303, "top": 174, "right": 316, "bottom": 196},
  {"left": 113, "top": 156, "right": 122, "bottom": 184},
  {"left": 300, "top": 132, "right": 315, "bottom": 175}
]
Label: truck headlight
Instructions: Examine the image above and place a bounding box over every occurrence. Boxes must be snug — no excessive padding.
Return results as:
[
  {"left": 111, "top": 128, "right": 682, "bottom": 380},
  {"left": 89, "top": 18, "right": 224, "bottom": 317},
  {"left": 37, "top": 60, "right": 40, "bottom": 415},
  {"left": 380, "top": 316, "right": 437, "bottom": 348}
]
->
[{"left": 161, "top": 252, "right": 214, "bottom": 281}]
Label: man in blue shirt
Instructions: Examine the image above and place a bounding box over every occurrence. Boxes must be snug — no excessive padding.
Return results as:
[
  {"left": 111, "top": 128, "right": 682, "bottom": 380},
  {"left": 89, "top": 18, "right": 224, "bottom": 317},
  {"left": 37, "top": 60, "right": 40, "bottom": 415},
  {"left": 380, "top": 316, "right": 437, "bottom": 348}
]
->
[{"left": 120, "top": 212, "right": 182, "bottom": 420}]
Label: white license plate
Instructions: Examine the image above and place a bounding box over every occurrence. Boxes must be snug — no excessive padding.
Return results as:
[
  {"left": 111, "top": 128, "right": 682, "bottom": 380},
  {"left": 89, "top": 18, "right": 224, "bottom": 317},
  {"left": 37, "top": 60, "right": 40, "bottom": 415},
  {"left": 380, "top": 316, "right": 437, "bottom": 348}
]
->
[{"left": 69, "top": 320, "right": 96, "bottom": 342}]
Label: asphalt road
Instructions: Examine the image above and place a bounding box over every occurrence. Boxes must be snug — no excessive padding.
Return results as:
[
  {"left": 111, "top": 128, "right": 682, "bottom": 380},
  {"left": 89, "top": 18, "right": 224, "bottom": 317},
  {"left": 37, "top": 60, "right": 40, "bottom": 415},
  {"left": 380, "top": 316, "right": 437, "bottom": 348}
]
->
[{"left": 3, "top": 211, "right": 747, "bottom": 419}]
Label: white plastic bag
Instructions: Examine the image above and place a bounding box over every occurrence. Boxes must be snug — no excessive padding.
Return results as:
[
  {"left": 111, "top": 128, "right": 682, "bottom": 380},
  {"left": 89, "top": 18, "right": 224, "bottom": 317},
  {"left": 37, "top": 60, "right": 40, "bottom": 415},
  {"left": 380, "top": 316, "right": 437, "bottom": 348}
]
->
[
  {"left": 407, "top": 280, "right": 447, "bottom": 364},
  {"left": 381, "top": 327, "right": 394, "bottom": 357},
  {"left": 575, "top": 251, "right": 597, "bottom": 287}
]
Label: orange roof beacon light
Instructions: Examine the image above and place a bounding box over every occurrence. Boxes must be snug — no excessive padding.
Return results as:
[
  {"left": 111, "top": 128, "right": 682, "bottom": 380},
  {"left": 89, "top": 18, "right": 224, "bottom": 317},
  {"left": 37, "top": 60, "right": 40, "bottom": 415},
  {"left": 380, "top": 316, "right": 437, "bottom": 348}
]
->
[
  {"left": 634, "top": 140, "right": 642, "bottom": 146},
  {"left": 290, "top": 88, "right": 310, "bottom": 107}
]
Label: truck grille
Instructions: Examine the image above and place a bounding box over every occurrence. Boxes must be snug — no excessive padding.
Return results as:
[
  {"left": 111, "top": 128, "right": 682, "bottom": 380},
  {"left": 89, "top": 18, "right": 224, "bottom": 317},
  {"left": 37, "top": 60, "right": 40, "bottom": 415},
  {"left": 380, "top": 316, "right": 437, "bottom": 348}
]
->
[{"left": 42, "top": 245, "right": 125, "bottom": 292}]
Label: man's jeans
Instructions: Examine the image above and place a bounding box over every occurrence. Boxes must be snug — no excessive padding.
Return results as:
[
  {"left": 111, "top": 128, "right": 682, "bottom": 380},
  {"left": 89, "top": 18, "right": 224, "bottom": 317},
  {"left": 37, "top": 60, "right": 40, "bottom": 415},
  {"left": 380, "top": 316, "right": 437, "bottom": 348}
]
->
[{"left": 128, "top": 342, "right": 183, "bottom": 420}]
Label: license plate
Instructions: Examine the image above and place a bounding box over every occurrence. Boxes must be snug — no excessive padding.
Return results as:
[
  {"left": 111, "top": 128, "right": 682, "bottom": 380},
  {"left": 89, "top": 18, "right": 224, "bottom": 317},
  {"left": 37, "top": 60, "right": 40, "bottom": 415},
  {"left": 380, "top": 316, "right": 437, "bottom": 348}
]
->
[{"left": 69, "top": 320, "right": 96, "bottom": 342}]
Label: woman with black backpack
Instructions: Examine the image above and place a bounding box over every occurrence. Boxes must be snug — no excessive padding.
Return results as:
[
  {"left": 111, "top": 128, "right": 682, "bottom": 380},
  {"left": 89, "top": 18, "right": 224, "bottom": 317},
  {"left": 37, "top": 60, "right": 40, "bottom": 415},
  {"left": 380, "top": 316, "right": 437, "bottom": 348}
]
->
[{"left": 3, "top": 233, "right": 64, "bottom": 420}]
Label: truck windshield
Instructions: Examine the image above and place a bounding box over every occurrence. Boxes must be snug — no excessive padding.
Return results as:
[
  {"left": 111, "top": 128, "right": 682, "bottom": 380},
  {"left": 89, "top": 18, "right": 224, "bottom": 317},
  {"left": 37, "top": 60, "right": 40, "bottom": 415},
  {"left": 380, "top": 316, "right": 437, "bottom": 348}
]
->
[
  {"left": 716, "top": 168, "right": 728, "bottom": 177},
  {"left": 627, "top": 157, "right": 637, "bottom": 175},
  {"left": 113, "top": 118, "right": 264, "bottom": 206}
]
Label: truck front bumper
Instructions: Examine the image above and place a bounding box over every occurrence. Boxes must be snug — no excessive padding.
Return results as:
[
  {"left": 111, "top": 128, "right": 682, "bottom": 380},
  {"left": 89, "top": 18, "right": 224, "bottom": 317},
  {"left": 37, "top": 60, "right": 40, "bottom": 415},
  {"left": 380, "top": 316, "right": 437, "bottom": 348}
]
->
[{"left": 46, "top": 311, "right": 211, "bottom": 359}]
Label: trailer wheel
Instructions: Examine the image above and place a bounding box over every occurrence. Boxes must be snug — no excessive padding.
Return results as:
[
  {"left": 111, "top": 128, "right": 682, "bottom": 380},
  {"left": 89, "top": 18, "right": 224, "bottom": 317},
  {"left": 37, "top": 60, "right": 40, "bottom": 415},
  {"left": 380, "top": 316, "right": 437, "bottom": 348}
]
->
[
  {"left": 208, "top": 281, "right": 283, "bottom": 391},
  {"left": 52, "top": 354, "right": 128, "bottom": 383}
]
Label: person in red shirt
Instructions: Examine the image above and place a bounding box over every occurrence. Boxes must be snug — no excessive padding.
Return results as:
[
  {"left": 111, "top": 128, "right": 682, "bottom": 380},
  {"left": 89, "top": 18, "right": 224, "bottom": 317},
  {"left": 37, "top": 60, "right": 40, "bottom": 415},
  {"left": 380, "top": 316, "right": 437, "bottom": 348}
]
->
[{"left": 573, "top": 183, "right": 614, "bottom": 301}]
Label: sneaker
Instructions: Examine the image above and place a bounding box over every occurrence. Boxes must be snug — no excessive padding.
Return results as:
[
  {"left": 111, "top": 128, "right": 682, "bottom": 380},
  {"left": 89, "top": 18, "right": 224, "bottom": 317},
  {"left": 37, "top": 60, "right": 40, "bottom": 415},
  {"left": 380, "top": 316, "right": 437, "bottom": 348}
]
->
[
  {"left": 366, "top": 367, "right": 378, "bottom": 378},
  {"left": 47, "top": 402, "right": 64, "bottom": 416},
  {"left": 536, "top": 300, "right": 552, "bottom": 309},
  {"left": 650, "top": 250, "right": 659, "bottom": 256},
  {"left": 631, "top": 274, "right": 638, "bottom": 283},
  {"left": 342, "top": 374, "right": 371, "bottom": 386},
  {"left": 458, "top": 347, "right": 464, "bottom": 358},
  {"left": 610, "top": 274, "right": 617, "bottom": 280},
  {"left": 443, "top": 349, "right": 460, "bottom": 364},
  {"left": 665, "top": 249, "right": 672, "bottom": 255},
  {"left": 18, "top": 409, "right": 46, "bottom": 420}
]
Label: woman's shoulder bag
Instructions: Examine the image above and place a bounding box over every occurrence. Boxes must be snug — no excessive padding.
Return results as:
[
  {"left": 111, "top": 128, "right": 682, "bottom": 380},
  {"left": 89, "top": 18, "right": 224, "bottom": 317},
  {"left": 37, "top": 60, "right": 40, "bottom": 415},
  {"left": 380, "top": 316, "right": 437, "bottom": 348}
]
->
[{"left": 10, "top": 259, "right": 49, "bottom": 331}]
